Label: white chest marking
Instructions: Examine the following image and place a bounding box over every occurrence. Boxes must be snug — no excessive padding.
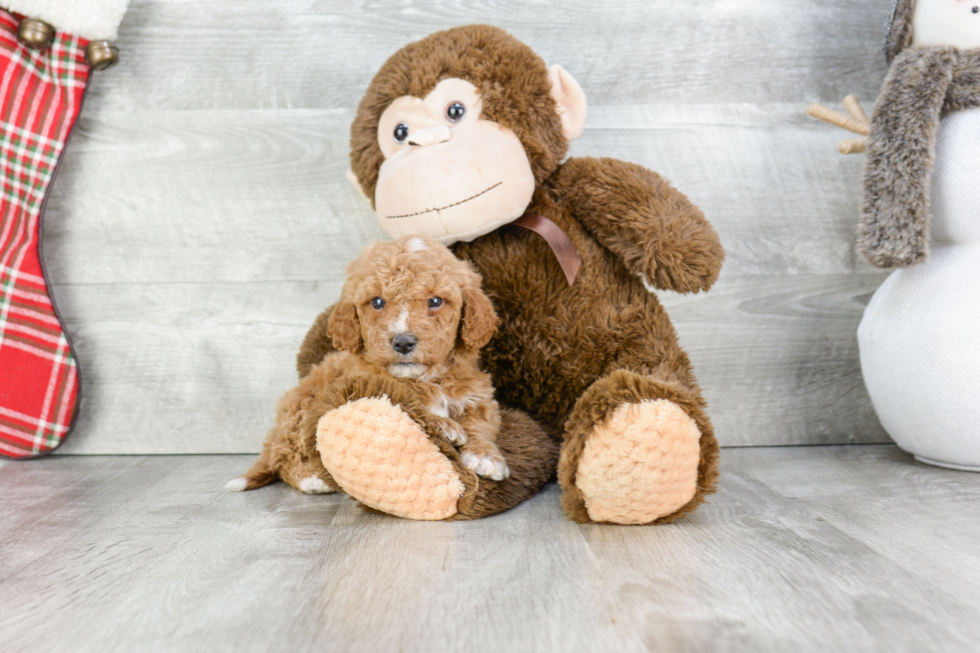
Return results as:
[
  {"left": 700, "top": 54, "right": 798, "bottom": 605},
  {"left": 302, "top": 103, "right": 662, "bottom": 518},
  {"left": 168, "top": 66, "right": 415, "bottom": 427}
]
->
[
  {"left": 429, "top": 387, "right": 475, "bottom": 419},
  {"left": 430, "top": 393, "right": 450, "bottom": 418}
]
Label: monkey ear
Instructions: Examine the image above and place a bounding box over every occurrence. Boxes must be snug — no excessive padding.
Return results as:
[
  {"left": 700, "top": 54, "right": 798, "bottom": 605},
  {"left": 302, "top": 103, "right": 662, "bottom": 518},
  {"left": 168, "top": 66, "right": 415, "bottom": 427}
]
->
[
  {"left": 461, "top": 286, "right": 500, "bottom": 351},
  {"left": 548, "top": 64, "right": 588, "bottom": 141},
  {"left": 346, "top": 168, "right": 370, "bottom": 202},
  {"left": 327, "top": 302, "right": 362, "bottom": 352}
]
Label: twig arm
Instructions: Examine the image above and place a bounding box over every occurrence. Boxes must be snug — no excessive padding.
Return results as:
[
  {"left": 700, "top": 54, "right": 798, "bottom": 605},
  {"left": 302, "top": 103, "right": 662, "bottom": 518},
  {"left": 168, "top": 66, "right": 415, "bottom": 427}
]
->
[
  {"left": 807, "top": 97, "right": 870, "bottom": 155},
  {"left": 839, "top": 138, "right": 866, "bottom": 155},
  {"left": 807, "top": 102, "right": 869, "bottom": 135},
  {"left": 843, "top": 95, "right": 868, "bottom": 122}
]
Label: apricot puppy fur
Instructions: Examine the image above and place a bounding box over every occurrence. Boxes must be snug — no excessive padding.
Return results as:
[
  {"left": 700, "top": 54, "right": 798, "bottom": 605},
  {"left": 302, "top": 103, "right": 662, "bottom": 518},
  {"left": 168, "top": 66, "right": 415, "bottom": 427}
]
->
[{"left": 229, "top": 235, "right": 507, "bottom": 494}]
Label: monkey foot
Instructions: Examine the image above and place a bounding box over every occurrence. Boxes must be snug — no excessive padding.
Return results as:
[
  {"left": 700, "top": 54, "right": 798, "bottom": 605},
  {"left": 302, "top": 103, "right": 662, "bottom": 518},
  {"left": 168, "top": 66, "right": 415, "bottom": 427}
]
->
[
  {"left": 316, "top": 397, "right": 465, "bottom": 520},
  {"left": 574, "top": 399, "right": 701, "bottom": 525}
]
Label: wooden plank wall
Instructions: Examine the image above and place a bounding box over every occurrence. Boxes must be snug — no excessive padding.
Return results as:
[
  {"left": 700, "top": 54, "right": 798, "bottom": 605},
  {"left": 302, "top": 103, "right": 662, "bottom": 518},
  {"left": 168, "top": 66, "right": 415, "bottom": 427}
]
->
[{"left": 47, "top": 0, "right": 896, "bottom": 454}]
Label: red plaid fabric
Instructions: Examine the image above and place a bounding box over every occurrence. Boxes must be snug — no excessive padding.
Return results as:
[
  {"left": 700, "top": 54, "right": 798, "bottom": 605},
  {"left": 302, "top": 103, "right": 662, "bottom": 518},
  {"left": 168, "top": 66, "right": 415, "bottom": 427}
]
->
[{"left": 0, "top": 11, "right": 88, "bottom": 458}]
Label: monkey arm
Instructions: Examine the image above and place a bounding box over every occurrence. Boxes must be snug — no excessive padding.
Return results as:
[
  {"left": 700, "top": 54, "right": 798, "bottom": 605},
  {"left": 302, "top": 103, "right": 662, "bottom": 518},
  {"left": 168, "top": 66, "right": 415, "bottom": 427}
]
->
[
  {"left": 550, "top": 157, "right": 724, "bottom": 294},
  {"left": 860, "top": 46, "right": 955, "bottom": 268}
]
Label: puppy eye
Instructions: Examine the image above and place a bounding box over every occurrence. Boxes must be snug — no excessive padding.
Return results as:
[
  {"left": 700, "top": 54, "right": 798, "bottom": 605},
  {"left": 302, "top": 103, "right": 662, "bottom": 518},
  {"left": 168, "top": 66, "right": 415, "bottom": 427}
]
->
[
  {"left": 371, "top": 297, "right": 386, "bottom": 310},
  {"left": 974, "top": 6, "right": 979, "bottom": 12},
  {"left": 427, "top": 297, "right": 444, "bottom": 309},
  {"left": 393, "top": 123, "right": 409, "bottom": 143},
  {"left": 446, "top": 102, "right": 465, "bottom": 122}
]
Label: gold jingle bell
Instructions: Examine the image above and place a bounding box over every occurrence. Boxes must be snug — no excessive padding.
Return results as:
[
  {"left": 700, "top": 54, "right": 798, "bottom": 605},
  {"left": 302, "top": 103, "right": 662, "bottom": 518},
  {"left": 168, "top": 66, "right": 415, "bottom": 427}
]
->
[
  {"left": 85, "top": 41, "right": 119, "bottom": 71},
  {"left": 17, "top": 18, "right": 54, "bottom": 50}
]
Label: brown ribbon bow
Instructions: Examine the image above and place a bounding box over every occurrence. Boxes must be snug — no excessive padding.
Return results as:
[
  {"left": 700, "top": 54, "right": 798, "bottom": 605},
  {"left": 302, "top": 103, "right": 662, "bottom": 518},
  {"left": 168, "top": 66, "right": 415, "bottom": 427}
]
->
[{"left": 513, "top": 213, "right": 582, "bottom": 286}]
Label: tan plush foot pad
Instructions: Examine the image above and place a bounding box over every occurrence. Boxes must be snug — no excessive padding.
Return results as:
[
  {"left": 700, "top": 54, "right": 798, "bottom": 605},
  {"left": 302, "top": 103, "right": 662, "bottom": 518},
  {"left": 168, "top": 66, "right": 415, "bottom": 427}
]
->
[
  {"left": 316, "top": 397, "right": 465, "bottom": 520},
  {"left": 576, "top": 399, "right": 701, "bottom": 525}
]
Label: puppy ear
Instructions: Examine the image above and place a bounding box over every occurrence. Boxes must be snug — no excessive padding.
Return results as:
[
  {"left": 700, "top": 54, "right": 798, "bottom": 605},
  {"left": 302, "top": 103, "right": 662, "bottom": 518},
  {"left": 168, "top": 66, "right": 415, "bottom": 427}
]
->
[
  {"left": 461, "top": 286, "right": 499, "bottom": 350},
  {"left": 327, "top": 302, "right": 362, "bottom": 352}
]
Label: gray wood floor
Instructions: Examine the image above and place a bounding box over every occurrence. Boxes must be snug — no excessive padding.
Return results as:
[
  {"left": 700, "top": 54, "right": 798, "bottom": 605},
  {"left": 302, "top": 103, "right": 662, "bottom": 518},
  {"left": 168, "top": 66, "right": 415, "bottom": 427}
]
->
[
  {"left": 2, "top": 445, "right": 978, "bottom": 653},
  {"left": 40, "top": 0, "right": 901, "bottom": 454}
]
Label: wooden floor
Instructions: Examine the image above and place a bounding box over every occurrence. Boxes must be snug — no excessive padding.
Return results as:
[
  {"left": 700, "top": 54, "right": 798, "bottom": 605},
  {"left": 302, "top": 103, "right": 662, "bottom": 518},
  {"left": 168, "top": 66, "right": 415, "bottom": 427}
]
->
[{"left": 2, "top": 445, "right": 978, "bottom": 653}]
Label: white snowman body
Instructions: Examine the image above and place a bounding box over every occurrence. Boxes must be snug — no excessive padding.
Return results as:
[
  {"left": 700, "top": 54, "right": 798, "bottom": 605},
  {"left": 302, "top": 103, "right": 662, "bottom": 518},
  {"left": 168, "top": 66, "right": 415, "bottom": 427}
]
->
[
  {"left": 859, "top": 106, "right": 980, "bottom": 470},
  {"left": 860, "top": 0, "right": 980, "bottom": 470}
]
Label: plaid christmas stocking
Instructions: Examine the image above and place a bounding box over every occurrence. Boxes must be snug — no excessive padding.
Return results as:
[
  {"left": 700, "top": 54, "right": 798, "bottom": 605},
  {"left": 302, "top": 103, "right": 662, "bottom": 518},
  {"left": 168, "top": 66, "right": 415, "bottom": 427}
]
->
[
  {"left": 0, "top": 10, "right": 86, "bottom": 457},
  {"left": 0, "top": 5, "right": 123, "bottom": 458}
]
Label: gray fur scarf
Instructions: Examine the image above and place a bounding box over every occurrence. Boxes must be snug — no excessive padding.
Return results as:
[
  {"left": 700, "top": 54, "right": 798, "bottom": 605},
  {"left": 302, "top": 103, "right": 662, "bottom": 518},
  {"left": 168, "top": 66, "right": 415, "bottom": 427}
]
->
[{"left": 860, "top": 47, "right": 980, "bottom": 268}]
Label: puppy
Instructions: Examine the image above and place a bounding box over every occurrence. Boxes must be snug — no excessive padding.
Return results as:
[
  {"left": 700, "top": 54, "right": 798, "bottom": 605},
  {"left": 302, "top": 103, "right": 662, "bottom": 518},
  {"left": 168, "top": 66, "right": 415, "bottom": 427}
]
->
[{"left": 227, "top": 235, "right": 508, "bottom": 495}]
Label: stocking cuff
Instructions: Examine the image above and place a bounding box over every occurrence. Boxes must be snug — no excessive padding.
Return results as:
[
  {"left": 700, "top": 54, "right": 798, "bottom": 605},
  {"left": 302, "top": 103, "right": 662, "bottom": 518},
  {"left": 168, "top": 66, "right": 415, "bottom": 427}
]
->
[{"left": 1, "top": 0, "right": 129, "bottom": 40}]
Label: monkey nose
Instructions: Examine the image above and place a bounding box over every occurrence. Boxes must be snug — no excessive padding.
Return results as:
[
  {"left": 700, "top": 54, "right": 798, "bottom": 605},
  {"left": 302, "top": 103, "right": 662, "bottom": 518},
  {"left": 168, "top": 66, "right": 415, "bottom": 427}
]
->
[
  {"left": 392, "top": 334, "right": 418, "bottom": 355},
  {"left": 408, "top": 126, "right": 451, "bottom": 147}
]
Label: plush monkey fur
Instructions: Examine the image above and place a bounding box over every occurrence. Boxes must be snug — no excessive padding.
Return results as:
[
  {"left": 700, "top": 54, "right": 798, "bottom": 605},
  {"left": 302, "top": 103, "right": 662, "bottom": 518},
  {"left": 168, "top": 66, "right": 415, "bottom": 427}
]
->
[
  {"left": 295, "top": 25, "right": 724, "bottom": 524},
  {"left": 861, "top": 0, "right": 980, "bottom": 268}
]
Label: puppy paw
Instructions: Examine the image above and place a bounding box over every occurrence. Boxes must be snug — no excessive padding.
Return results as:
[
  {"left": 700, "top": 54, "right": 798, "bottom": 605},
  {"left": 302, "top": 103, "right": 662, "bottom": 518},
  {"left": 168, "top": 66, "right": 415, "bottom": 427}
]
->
[
  {"left": 460, "top": 449, "right": 510, "bottom": 481},
  {"left": 299, "top": 476, "right": 337, "bottom": 494},
  {"left": 224, "top": 477, "right": 249, "bottom": 492},
  {"left": 436, "top": 419, "right": 468, "bottom": 445}
]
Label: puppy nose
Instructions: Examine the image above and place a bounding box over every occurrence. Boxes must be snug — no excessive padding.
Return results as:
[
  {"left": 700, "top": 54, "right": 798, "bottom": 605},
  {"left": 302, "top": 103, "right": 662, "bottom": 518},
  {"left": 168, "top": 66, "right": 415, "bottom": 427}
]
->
[{"left": 392, "top": 334, "right": 418, "bottom": 355}]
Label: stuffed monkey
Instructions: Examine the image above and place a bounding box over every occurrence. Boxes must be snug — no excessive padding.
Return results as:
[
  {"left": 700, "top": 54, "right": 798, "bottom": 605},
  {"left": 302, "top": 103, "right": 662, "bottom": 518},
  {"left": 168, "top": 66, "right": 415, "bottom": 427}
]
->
[
  {"left": 856, "top": 0, "right": 980, "bottom": 470},
  {"left": 238, "top": 25, "right": 725, "bottom": 522}
]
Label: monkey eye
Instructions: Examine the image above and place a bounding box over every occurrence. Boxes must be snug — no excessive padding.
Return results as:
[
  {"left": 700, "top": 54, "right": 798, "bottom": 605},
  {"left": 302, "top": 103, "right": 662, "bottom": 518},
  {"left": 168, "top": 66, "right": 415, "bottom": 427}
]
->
[
  {"left": 393, "top": 123, "right": 409, "bottom": 143},
  {"left": 371, "top": 297, "right": 386, "bottom": 310},
  {"left": 446, "top": 102, "right": 465, "bottom": 122},
  {"left": 427, "top": 297, "right": 444, "bottom": 309}
]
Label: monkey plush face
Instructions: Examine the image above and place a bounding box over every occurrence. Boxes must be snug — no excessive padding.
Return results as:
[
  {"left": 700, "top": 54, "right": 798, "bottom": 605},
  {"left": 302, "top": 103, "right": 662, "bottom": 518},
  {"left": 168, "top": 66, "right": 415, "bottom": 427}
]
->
[
  {"left": 373, "top": 78, "right": 537, "bottom": 244},
  {"left": 912, "top": 0, "right": 980, "bottom": 49},
  {"left": 347, "top": 25, "right": 587, "bottom": 246}
]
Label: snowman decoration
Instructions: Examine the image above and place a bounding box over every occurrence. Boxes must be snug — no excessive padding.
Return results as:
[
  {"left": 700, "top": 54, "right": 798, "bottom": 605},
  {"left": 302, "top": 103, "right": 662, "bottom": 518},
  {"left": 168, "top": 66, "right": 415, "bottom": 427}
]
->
[{"left": 810, "top": 0, "right": 980, "bottom": 471}]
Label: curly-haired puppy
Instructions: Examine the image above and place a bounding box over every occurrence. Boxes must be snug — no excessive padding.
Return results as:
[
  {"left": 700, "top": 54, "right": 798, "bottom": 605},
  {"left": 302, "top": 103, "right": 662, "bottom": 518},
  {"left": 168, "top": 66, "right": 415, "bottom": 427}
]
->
[{"left": 227, "top": 235, "right": 508, "bottom": 495}]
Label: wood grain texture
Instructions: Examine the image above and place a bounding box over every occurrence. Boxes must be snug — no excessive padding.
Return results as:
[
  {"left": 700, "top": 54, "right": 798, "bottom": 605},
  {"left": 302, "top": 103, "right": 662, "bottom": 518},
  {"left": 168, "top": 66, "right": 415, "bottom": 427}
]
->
[
  {"left": 52, "top": 273, "right": 886, "bottom": 454},
  {"left": 82, "top": 0, "right": 891, "bottom": 113},
  {"left": 47, "top": 104, "right": 877, "bottom": 284},
  {"left": 1, "top": 446, "right": 978, "bottom": 652},
  {"left": 37, "top": 0, "right": 900, "bottom": 453}
]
